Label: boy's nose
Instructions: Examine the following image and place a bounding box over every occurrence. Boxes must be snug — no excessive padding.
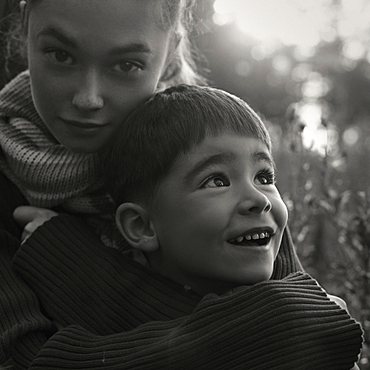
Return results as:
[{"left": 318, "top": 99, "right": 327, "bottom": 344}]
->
[
  {"left": 72, "top": 70, "right": 104, "bottom": 111},
  {"left": 237, "top": 185, "right": 272, "bottom": 215}
]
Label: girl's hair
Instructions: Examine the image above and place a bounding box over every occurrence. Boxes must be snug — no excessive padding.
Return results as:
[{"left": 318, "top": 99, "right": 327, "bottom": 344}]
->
[
  {"left": 100, "top": 84, "right": 272, "bottom": 206},
  {"left": 153, "top": 0, "right": 206, "bottom": 86},
  {"left": 2, "top": 0, "right": 206, "bottom": 86},
  {"left": 0, "top": 1, "right": 26, "bottom": 84}
]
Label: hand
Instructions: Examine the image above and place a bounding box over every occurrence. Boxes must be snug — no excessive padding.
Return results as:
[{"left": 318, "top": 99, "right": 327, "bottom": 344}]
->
[
  {"left": 13, "top": 206, "right": 58, "bottom": 243},
  {"left": 327, "top": 293, "right": 347, "bottom": 310}
]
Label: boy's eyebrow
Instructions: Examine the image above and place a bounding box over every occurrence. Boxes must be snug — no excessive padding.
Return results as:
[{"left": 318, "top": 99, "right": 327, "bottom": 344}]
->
[
  {"left": 252, "top": 151, "right": 275, "bottom": 169},
  {"left": 37, "top": 27, "right": 152, "bottom": 55},
  {"left": 183, "top": 150, "right": 276, "bottom": 185},
  {"left": 183, "top": 152, "right": 236, "bottom": 184},
  {"left": 252, "top": 151, "right": 277, "bottom": 175}
]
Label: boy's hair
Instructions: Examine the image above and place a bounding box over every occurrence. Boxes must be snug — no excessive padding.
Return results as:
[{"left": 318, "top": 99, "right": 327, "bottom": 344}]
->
[{"left": 100, "top": 85, "right": 271, "bottom": 206}]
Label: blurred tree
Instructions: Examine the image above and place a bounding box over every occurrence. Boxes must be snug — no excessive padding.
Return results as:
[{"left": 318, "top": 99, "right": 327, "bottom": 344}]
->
[{"left": 195, "top": 1, "right": 370, "bottom": 367}]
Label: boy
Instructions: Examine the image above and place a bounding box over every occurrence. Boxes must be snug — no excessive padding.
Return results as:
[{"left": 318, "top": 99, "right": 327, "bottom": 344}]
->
[
  {"left": 8, "top": 85, "right": 362, "bottom": 369},
  {"left": 103, "top": 84, "right": 288, "bottom": 294}
]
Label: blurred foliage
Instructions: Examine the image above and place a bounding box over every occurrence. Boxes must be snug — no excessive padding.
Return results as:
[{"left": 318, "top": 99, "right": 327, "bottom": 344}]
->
[
  {"left": 0, "top": 0, "right": 24, "bottom": 89},
  {"left": 283, "top": 111, "right": 370, "bottom": 369},
  {"left": 195, "top": 0, "right": 370, "bottom": 367}
]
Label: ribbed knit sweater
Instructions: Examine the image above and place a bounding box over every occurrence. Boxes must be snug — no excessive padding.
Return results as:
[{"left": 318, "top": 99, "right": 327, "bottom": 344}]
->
[{"left": 0, "top": 213, "right": 363, "bottom": 370}]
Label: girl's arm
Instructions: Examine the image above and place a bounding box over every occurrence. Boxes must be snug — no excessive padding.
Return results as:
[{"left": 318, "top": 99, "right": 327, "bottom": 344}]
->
[
  {"left": 0, "top": 171, "right": 27, "bottom": 239},
  {"left": 0, "top": 229, "right": 55, "bottom": 368},
  {"left": 0, "top": 171, "right": 55, "bottom": 367}
]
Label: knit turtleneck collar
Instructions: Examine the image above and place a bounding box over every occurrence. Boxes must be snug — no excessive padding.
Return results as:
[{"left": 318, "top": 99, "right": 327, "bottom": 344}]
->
[
  {"left": 0, "top": 70, "right": 52, "bottom": 139},
  {"left": 0, "top": 71, "right": 113, "bottom": 214}
]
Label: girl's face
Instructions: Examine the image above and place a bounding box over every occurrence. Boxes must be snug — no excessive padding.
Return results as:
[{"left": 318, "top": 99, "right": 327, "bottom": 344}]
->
[{"left": 27, "top": 0, "right": 173, "bottom": 153}]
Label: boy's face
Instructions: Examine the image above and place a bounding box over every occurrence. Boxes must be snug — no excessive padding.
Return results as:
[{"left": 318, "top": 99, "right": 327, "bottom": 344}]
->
[{"left": 148, "top": 133, "right": 288, "bottom": 295}]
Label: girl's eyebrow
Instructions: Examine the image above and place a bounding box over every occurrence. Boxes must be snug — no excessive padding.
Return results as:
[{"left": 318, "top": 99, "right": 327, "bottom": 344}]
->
[
  {"left": 107, "top": 43, "right": 152, "bottom": 57},
  {"left": 183, "top": 152, "right": 236, "bottom": 185},
  {"left": 37, "top": 26, "right": 152, "bottom": 55},
  {"left": 37, "top": 27, "right": 78, "bottom": 48}
]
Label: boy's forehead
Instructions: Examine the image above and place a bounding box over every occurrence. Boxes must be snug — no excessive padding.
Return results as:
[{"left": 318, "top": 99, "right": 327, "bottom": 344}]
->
[
  {"left": 174, "top": 134, "right": 273, "bottom": 176},
  {"left": 189, "top": 134, "right": 270, "bottom": 158}
]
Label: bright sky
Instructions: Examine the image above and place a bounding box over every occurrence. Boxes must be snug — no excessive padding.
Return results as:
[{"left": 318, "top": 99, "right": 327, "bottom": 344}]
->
[
  {"left": 213, "top": 0, "right": 370, "bottom": 49},
  {"left": 213, "top": 0, "right": 370, "bottom": 154}
]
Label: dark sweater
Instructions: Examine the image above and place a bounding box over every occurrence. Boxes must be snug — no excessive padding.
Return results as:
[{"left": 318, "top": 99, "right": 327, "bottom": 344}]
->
[{"left": 0, "top": 213, "right": 362, "bottom": 370}]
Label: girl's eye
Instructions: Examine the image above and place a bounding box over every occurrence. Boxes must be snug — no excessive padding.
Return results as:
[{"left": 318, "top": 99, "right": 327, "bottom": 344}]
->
[
  {"left": 111, "top": 61, "right": 142, "bottom": 74},
  {"left": 256, "top": 170, "right": 275, "bottom": 185},
  {"left": 46, "top": 50, "right": 74, "bottom": 65},
  {"left": 202, "top": 175, "right": 230, "bottom": 189}
]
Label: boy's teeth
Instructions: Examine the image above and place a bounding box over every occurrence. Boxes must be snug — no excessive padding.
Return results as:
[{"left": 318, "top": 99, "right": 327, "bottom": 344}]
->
[{"left": 231, "top": 232, "right": 270, "bottom": 243}]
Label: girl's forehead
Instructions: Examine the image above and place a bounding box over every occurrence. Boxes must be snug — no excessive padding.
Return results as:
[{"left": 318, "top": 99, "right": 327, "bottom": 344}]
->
[
  {"left": 28, "top": 0, "right": 170, "bottom": 53},
  {"left": 29, "top": 0, "right": 164, "bottom": 33}
]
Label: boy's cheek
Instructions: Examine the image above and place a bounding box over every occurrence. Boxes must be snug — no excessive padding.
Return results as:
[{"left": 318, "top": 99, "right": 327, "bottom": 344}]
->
[{"left": 272, "top": 196, "right": 289, "bottom": 228}]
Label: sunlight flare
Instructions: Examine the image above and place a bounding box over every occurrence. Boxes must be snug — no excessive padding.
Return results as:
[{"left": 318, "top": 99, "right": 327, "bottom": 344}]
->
[{"left": 213, "top": 0, "right": 370, "bottom": 47}]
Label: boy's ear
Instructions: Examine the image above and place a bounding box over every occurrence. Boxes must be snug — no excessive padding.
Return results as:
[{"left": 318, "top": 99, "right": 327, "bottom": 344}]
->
[{"left": 116, "top": 203, "right": 159, "bottom": 253}]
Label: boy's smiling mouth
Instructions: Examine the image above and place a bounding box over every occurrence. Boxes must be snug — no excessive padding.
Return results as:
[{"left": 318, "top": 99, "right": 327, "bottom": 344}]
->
[{"left": 228, "top": 227, "right": 274, "bottom": 246}]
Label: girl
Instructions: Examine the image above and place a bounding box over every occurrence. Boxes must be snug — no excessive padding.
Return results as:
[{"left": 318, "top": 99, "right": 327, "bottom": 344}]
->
[{"left": 0, "top": 0, "right": 204, "bottom": 244}]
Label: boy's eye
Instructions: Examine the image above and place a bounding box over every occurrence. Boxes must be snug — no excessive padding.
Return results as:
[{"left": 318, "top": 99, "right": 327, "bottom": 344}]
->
[
  {"left": 256, "top": 170, "right": 275, "bottom": 185},
  {"left": 46, "top": 50, "right": 74, "bottom": 65},
  {"left": 202, "top": 175, "right": 230, "bottom": 188},
  {"left": 111, "top": 61, "right": 142, "bottom": 74}
]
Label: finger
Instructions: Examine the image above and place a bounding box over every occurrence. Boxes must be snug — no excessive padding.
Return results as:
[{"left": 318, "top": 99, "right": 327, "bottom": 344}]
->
[
  {"left": 13, "top": 206, "right": 42, "bottom": 225},
  {"left": 21, "top": 218, "right": 51, "bottom": 243},
  {"left": 13, "top": 206, "right": 57, "bottom": 225},
  {"left": 21, "top": 228, "right": 32, "bottom": 244},
  {"left": 21, "top": 220, "right": 40, "bottom": 243}
]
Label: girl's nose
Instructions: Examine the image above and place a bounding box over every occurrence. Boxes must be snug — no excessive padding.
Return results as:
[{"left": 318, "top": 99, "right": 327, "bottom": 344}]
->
[
  {"left": 237, "top": 185, "right": 272, "bottom": 215},
  {"left": 72, "top": 70, "right": 104, "bottom": 111}
]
